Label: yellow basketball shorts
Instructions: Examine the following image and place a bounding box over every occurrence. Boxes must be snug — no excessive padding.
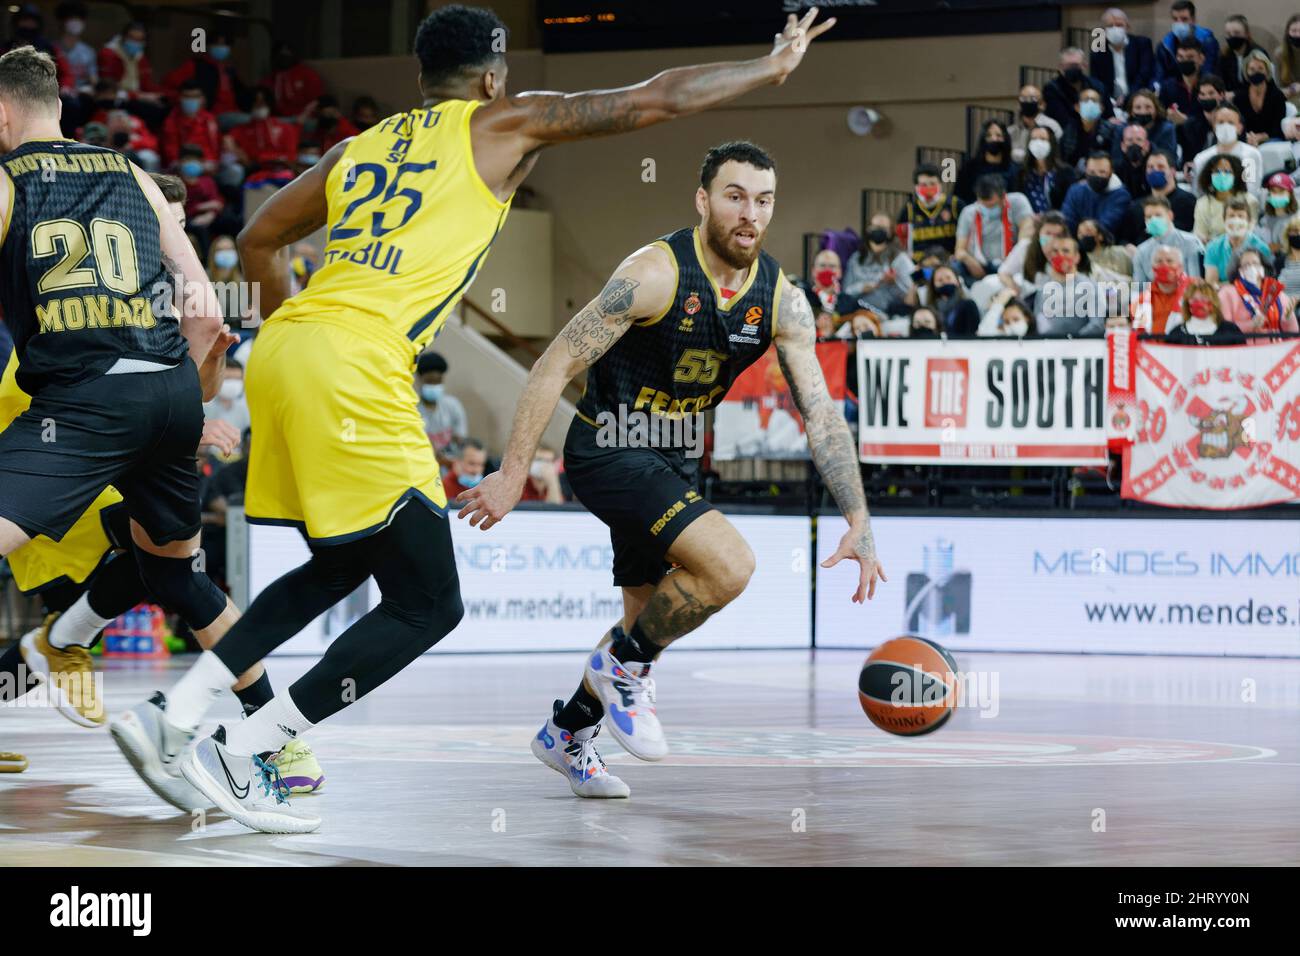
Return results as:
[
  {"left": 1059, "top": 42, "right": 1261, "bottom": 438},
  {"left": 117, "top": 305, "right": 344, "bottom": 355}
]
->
[
  {"left": 244, "top": 317, "right": 446, "bottom": 545},
  {"left": 7, "top": 487, "right": 122, "bottom": 593}
]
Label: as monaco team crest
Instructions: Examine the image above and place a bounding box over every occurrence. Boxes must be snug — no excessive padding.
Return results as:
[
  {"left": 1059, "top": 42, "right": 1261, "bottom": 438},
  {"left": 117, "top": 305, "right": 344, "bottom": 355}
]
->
[
  {"left": 1119, "top": 340, "right": 1300, "bottom": 509},
  {"left": 684, "top": 293, "right": 701, "bottom": 316}
]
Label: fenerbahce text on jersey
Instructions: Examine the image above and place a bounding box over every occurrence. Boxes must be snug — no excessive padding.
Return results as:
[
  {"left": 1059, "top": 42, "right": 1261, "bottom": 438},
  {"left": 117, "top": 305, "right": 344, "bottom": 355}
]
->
[
  {"left": 575, "top": 226, "right": 782, "bottom": 460},
  {"left": 268, "top": 99, "right": 510, "bottom": 358},
  {"left": 0, "top": 139, "right": 187, "bottom": 395}
]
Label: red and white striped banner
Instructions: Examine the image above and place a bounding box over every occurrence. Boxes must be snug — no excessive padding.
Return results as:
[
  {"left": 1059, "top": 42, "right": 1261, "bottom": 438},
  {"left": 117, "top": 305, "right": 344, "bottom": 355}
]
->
[{"left": 1120, "top": 340, "right": 1300, "bottom": 509}]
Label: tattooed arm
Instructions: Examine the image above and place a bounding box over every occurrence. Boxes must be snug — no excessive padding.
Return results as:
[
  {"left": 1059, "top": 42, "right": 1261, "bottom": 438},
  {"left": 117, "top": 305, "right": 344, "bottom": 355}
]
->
[
  {"left": 773, "top": 277, "right": 887, "bottom": 602},
  {"left": 457, "top": 244, "right": 676, "bottom": 530},
  {"left": 469, "top": 9, "right": 835, "bottom": 194},
  {"left": 236, "top": 138, "right": 352, "bottom": 320}
]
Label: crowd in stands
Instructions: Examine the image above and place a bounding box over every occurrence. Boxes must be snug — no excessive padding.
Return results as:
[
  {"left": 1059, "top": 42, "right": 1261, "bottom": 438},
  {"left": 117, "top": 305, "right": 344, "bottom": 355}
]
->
[{"left": 802, "top": 2, "right": 1300, "bottom": 346}]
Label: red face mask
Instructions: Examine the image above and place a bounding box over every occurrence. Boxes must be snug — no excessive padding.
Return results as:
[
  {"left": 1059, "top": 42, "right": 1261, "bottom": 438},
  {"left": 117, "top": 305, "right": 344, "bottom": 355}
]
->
[
  {"left": 916, "top": 184, "right": 941, "bottom": 203},
  {"left": 814, "top": 268, "right": 838, "bottom": 288},
  {"left": 1153, "top": 264, "right": 1181, "bottom": 285},
  {"left": 1187, "top": 298, "right": 1214, "bottom": 318},
  {"left": 1051, "top": 253, "right": 1074, "bottom": 274}
]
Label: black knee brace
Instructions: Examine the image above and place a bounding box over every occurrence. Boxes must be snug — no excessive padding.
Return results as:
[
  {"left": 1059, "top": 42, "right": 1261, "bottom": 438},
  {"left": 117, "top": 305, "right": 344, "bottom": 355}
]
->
[{"left": 132, "top": 549, "right": 228, "bottom": 631}]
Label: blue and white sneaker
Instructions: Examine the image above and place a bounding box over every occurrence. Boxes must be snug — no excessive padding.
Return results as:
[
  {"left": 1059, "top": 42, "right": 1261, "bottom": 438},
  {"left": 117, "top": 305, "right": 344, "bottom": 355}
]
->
[
  {"left": 531, "top": 700, "right": 629, "bottom": 798},
  {"left": 180, "top": 726, "right": 322, "bottom": 834},
  {"left": 584, "top": 641, "right": 668, "bottom": 761},
  {"left": 109, "top": 692, "right": 209, "bottom": 812}
]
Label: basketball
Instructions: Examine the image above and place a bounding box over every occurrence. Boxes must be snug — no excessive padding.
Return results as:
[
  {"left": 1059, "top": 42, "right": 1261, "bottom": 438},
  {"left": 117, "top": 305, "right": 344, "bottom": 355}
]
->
[{"left": 858, "top": 636, "right": 959, "bottom": 736}]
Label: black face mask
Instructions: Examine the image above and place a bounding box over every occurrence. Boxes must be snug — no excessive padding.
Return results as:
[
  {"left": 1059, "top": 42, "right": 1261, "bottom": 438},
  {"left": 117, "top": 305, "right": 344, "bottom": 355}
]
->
[
  {"left": 867, "top": 228, "right": 889, "bottom": 245},
  {"left": 1078, "top": 235, "right": 1098, "bottom": 254},
  {"left": 1019, "top": 100, "right": 1040, "bottom": 117},
  {"left": 1226, "top": 36, "right": 1247, "bottom": 51},
  {"left": 1087, "top": 174, "right": 1110, "bottom": 193},
  {"left": 1063, "top": 66, "right": 1084, "bottom": 84},
  {"left": 1197, "top": 97, "right": 1219, "bottom": 113},
  {"left": 934, "top": 283, "right": 959, "bottom": 298},
  {"left": 1124, "top": 144, "right": 1146, "bottom": 164},
  {"left": 910, "top": 326, "right": 939, "bottom": 339},
  {"left": 1177, "top": 60, "right": 1198, "bottom": 76},
  {"left": 1290, "top": 234, "right": 1300, "bottom": 250},
  {"left": 1247, "top": 72, "right": 1268, "bottom": 86},
  {"left": 1290, "top": 35, "right": 1300, "bottom": 48},
  {"left": 985, "top": 140, "right": 1007, "bottom": 157},
  {"left": 1132, "top": 112, "right": 1153, "bottom": 126}
]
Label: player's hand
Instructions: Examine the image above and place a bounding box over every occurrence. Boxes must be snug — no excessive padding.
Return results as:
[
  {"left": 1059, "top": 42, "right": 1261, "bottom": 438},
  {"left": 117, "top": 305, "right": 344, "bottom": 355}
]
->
[
  {"left": 206, "top": 324, "right": 240, "bottom": 362},
  {"left": 821, "top": 522, "right": 887, "bottom": 603},
  {"left": 455, "top": 470, "right": 524, "bottom": 531},
  {"left": 199, "top": 418, "right": 241, "bottom": 456},
  {"left": 770, "top": 7, "right": 836, "bottom": 80}
]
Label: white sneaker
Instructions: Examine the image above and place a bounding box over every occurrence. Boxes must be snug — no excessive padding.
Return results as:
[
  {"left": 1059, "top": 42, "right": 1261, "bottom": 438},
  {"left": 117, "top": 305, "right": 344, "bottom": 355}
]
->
[
  {"left": 584, "top": 642, "right": 668, "bottom": 761},
  {"left": 180, "top": 726, "right": 322, "bottom": 834},
  {"left": 109, "top": 692, "right": 210, "bottom": 812},
  {"left": 531, "top": 700, "right": 630, "bottom": 798}
]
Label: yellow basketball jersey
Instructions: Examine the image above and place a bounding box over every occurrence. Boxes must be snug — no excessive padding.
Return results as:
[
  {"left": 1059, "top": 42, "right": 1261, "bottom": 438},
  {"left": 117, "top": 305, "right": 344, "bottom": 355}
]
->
[{"left": 269, "top": 99, "right": 511, "bottom": 358}]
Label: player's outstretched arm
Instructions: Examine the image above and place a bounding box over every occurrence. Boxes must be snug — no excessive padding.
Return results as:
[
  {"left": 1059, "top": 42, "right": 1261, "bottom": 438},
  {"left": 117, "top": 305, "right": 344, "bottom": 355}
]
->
[
  {"left": 473, "top": 8, "right": 834, "bottom": 159},
  {"left": 773, "top": 278, "right": 886, "bottom": 602},
  {"left": 236, "top": 138, "right": 351, "bottom": 320},
  {"left": 457, "top": 243, "right": 675, "bottom": 530}
]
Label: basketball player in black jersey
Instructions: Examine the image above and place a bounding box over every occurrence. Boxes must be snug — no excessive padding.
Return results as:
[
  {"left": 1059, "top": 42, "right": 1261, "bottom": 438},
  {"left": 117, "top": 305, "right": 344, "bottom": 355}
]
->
[
  {"left": 0, "top": 48, "right": 245, "bottom": 754},
  {"left": 459, "top": 141, "right": 886, "bottom": 797}
]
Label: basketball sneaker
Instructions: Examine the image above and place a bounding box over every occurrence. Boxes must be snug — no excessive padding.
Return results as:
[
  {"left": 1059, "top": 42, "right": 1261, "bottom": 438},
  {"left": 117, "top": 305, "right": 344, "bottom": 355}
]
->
[
  {"left": 585, "top": 638, "right": 668, "bottom": 761},
  {"left": 0, "top": 751, "right": 27, "bottom": 773},
  {"left": 20, "top": 614, "right": 105, "bottom": 727},
  {"left": 180, "top": 726, "right": 322, "bottom": 834},
  {"left": 109, "top": 692, "right": 208, "bottom": 812},
  {"left": 531, "top": 700, "right": 629, "bottom": 798},
  {"left": 268, "top": 739, "right": 325, "bottom": 794}
]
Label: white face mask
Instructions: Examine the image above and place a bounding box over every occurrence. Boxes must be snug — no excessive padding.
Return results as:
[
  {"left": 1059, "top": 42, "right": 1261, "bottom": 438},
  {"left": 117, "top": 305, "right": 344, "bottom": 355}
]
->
[
  {"left": 1241, "top": 264, "right": 1265, "bottom": 285},
  {"left": 1027, "top": 139, "right": 1052, "bottom": 161},
  {"left": 219, "top": 378, "right": 244, "bottom": 401},
  {"left": 251, "top": 106, "right": 270, "bottom": 120},
  {"left": 1106, "top": 26, "right": 1127, "bottom": 47},
  {"left": 64, "top": 18, "right": 85, "bottom": 36},
  {"left": 1185, "top": 317, "right": 1217, "bottom": 335},
  {"left": 1005, "top": 319, "right": 1029, "bottom": 337},
  {"left": 1224, "top": 219, "right": 1250, "bottom": 238},
  {"left": 1215, "top": 123, "right": 1238, "bottom": 145}
]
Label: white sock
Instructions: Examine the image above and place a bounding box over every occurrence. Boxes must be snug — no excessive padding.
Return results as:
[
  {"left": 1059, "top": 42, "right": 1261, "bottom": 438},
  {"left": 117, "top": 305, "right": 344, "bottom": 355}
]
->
[
  {"left": 166, "top": 651, "right": 237, "bottom": 731},
  {"left": 48, "top": 595, "right": 112, "bottom": 649},
  {"left": 222, "top": 691, "right": 315, "bottom": 757}
]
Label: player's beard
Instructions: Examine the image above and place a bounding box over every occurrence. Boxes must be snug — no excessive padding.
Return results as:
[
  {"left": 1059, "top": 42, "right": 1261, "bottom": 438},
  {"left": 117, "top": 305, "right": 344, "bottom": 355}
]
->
[{"left": 703, "top": 214, "right": 764, "bottom": 271}]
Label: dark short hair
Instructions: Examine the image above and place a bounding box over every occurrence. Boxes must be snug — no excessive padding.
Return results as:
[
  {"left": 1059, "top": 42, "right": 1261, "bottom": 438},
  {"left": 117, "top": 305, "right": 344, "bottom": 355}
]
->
[
  {"left": 179, "top": 78, "right": 203, "bottom": 94},
  {"left": 699, "top": 140, "right": 776, "bottom": 191},
  {"left": 460, "top": 437, "right": 485, "bottom": 454},
  {"left": 1175, "top": 36, "right": 1204, "bottom": 53},
  {"left": 1198, "top": 74, "right": 1226, "bottom": 94},
  {"left": 1148, "top": 148, "right": 1177, "bottom": 167},
  {"left": 55, "top": 2, "right": 87, "bottom": 19},
  {"left": 974, "top": 173, "right": 1006, "bottom": 199},
  {"left": 1171, "top": 1, "right": 1196, "bottom": 17},
  {"left": 0, "top": 46, "right": 59, "bottom": 115},
  {"left": 913, "top": 163, "right": 941, "bottom": 182},
  {"left": 150, "top": 172, "right": 187, "bottom": 205},
  {"left": 417, "top": 351, "right": 448, "bottom": 376},
  {"left": 414, "top": 4, "right": 506, "bottom": 90},
  {"left": 1085, "top": 150, "right": 1113, "bottom": 166},
  {"left": 352, "top": 95, "right": 378, "bottom": 112},
  {"left": 179, "top": 142, "right": 206, "bottom": 159}
]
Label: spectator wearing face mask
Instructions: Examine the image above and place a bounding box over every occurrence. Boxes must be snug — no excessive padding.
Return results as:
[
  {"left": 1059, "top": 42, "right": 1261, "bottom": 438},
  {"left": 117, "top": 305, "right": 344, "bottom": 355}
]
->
[
  {"left": 1008, "top": 85, "right": 1063, "bottom": 164},
  {"left": 177, "top": 144, "right": 225, "bottom": 256},
  {"left": 54, "top": 2, "right": 95, "bottom": 93},
  {"left": 904, "top": 246, "right": 948, "bottom": 307},
  {"left": 998, "top": 211, "right": 1069, "bottom": 296},
  {"left": 1111, "top": 123, "right": 1153, "bottom": 200},
  {"left": 1091, "top": 8, "right": 1156, "bottom": 107},
  {"left": 1032, "top": 236, "right": 1104, "bottom": 336},
  {"left": 1275, "top": 215, "right": 1300, "bottom": 300},
  {"left": 1165, "top": 279, "right": 1246, "bottom": 343},
  {"left": 1059, "top": 86, "right": 1114, "bottom": 168},
  {"left": 1173, "top": 74, "right": 1226, "bottom": 161},
  {"left": 162, "top": 81, "right": 221, "bottom": 169},
  {"left": 1045, "top": 47, "right": 1111, "bottom": 129},
  {"left": 1130, "top": 245, "right": 1193, "bottom": 334},
  {"left": 1118, "top": 91, "right": 1176, "bottom": 163},
  {"left": 1191, "top": 106, "right": 1264, "bottom": 200},
  {"left": 164, "top": 31, "right": 250, "bottom": 130},
  {"left": 1121, "top": 150, "right": 1195, "bottom": 245},
  {"left": 442, "top": 438, "right": 488, "bottom": 500},
  {"left": 1158, "top": 36, "right": 1210, "bottom": 121},
  {"left": 955, "top": 120, "right": 1020, "bottom": 205},
  {"left": 1219, "top": 16, "right": 1271, "bottom": 100},
  {"left": 1077, "top": 219, "right": 1130, "bottom": 279},
  {"left": 1133, "top": 194, "right": 1203, "bottom": 283},
  {"left": 954, "top": 175, "right": 1034, "bottom": 281},
  {"left": 202, "top": 361, "right": 251, "bottom": 435},
  {"left": 1204, "top": 198, "right": 1271, "bottom": 284},
  {"left": 206, "top": 235, "right": 256, "bottom": 336},
  {"left": 1195, "top": 156, "right": 1260, "bottom": 245},
  {"left": 415, "top": 351, "right": 469, "bottom": 463},
  {"left": 520, "top": 446, "right": 567, "bottom": 503},
  {"left": 226, "top": 86, "right": 299, "bottom": 181},
  {"left": 1257, "top": 173, "right": 1299, "bottom": 254},
  {"left": 1062, "top": 152, "right": 1131, "bottom": 235},
  {"left": 352, "top": 96, "right": 380, "bottom": 132},
  {"left": 978, "top": 291, "right": 1037, "bottom": 338},
  {"left": 1014, "top": 127, "right": 1076, "bottom": 213},
  {"left": 1276, "top": 15, "right": 1300, "bottom": 110},
  {"left": 3, "top": 5, "right": 71, "bottom": 89},
  {"left": 803, "top": 248, "right": 845, "bottom": 316},
  {"left": 1156, "top": 1, "right": 1219, "bottom": 84},
  {"left": 1219, "top": 249, "right": 1297, "bottom": 337},
  {"left": 897, "top": 164, "right": 963, "bottom": 262},
  {"left": 262, "top": 41, "right": 324, "bottom": 119},
  {"left": 908, "top": 306, "right": 942, "bottom": 339},
  {"left": 926, "top": 266, "right": 979, "bottom": 336},
  {"left": 1236, "top": 51, "right": 1286, "bottom": 146},
  {"left": 844, "top": 213, "right": 914, "bottom": 316},
  {"left": 304, "top": 95, "right": 360, "bottom": 153}
]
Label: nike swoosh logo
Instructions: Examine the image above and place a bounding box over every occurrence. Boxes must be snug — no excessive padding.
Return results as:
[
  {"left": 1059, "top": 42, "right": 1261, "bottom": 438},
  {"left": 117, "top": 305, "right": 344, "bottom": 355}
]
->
[{"left": 215, "top": 747, "right": 251, "bottom": 800}]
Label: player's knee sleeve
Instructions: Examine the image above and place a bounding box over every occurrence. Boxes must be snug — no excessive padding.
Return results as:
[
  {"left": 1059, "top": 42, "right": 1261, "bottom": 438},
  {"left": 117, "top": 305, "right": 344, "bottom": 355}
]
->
[{"left": 132, "top": 550, "right": 227, "bottom": 631}]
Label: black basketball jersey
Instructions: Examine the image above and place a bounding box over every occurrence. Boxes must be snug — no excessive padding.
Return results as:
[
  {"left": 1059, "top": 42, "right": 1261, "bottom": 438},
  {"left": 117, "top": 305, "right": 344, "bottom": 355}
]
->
[
  {"left": 575, "top": 226, "right": 782, "bottom": 456},
  {"left": 0, "top": 139, "right": 187, "bottom": 395}
]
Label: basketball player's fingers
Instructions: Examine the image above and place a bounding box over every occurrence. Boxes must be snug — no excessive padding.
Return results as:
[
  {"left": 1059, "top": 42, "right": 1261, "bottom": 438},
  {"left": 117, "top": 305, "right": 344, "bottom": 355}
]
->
[
  {"left": 877, "top": 563, "right": 888, "bottom": 583},
  {"left": 806, "top": 17, "right": 837, "bottom": 41}
]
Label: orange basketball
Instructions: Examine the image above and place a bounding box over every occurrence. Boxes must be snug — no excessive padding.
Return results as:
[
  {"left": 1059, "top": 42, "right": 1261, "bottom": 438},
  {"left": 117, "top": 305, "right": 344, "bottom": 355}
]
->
[{"left": 858, "top": 636, "right": 959, "bottom": 736}]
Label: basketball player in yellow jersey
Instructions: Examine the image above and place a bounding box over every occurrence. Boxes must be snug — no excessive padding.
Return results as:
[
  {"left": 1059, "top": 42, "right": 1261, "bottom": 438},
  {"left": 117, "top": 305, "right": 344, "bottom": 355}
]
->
[{"left": 114, "top": 4, "right": 837, "bottom": 833}]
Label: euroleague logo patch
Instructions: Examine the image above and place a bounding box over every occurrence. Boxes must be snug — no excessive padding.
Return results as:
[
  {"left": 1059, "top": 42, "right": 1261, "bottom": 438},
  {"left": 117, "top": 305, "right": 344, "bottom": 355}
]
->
[
  {"left": 684, "top": 293, "right": 701, "bottom": 316},
  {"left": 744, "top": 306, "right": 764, "bottom": 325}
]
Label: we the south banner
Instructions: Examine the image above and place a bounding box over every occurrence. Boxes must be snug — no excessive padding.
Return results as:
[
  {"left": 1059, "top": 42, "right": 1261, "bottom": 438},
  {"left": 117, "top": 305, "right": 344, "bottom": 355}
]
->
[{"left": 1119, "top": 338, "right": 1300, "bottom": 509}]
